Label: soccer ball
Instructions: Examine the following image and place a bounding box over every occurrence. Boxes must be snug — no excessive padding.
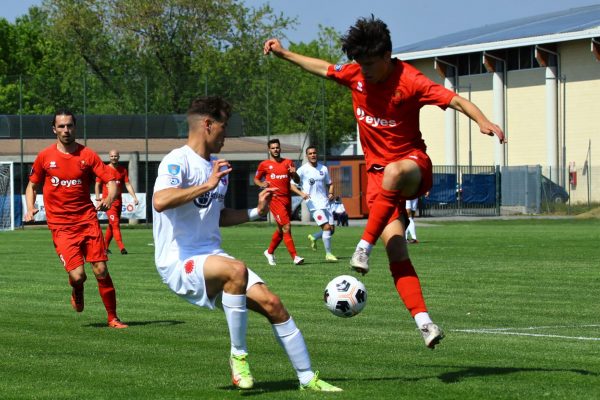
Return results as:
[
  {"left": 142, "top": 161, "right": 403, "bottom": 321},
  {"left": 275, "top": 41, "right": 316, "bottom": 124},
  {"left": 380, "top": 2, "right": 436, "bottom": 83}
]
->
[{"left": 323, "top": 275, "right": 367, "bottom": 318}]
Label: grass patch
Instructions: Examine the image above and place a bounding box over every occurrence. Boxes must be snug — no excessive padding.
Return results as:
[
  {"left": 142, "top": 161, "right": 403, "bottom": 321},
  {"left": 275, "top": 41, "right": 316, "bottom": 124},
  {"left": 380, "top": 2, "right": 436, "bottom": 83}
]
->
[{"left": 1, "top": 219, "right": 599, "bottom": 399}]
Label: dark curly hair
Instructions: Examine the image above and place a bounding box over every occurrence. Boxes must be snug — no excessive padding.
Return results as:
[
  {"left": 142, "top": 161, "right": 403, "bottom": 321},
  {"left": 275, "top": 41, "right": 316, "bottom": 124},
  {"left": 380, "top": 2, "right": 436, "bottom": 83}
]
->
[
  {"left": 341, "top": 15, "right": 392, "bottom": 60},
  {"left": 187, "top": 96, "right": 232, "bottom": 122}
]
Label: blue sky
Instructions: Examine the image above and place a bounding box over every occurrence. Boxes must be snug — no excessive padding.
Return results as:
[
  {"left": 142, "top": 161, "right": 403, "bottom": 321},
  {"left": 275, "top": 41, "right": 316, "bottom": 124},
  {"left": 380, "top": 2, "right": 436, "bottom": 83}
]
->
[{"left": 3, "top": 0, "right": 600, "bottom": 47}]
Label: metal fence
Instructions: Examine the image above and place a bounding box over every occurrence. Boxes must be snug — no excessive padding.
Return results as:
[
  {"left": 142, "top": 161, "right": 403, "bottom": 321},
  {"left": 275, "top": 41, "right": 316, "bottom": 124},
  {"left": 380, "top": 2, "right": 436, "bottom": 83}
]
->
[{"left": 420, "top": 165, "right": 501, "bottom": 217}]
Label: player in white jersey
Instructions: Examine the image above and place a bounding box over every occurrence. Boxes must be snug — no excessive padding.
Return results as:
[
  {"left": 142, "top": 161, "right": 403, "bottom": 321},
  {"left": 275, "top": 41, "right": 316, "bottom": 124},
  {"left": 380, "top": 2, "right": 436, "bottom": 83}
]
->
[
  {"left": 405, "top": 198, "right": 420, "bottom": 243},
  {"left": 152, "top": 96, "right": 341, "bottom": 392},
  {"left": 294, "top": 146, "right": 338, "bottom": 262}
]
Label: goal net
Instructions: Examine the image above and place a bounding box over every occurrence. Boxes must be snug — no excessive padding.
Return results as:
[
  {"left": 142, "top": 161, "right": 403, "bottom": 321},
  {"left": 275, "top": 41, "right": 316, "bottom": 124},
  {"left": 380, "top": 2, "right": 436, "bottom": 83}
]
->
[{"left": 0, "top": 162, "right": 15, "bottom": 231}]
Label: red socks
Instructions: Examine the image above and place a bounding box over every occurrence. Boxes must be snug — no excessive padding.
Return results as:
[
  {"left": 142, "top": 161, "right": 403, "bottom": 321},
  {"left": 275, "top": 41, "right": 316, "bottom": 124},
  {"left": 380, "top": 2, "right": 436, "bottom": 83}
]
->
[
  {"left": 96, "top": 273, "right": 118, "bottom": 322},
  {"left": 389, "top": 260, "right": 427, "bottom": 317},
  {"left": 282, "top": 232, "right": 298, "bottom": 259},
  {"left": 362, "top": 188, "right": 402, "bottom": 244},
  {"left": 268, "top": 230, "right": 283, "bottom": 254}
]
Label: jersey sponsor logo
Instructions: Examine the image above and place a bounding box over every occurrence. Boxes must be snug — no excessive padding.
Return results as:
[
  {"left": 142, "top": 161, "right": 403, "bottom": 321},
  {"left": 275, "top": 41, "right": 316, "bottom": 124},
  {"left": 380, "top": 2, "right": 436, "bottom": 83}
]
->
[
  {"left": 356, "top": 107, "right": 397, "bottom": 128},
  {"left": 169, "top": 177, "right": 180, "bottom": 186},
  {"left": 167, "top": 164, "right": 181, "bottom": 175},
  {"left": 270, "top": 173, "right": 288, "bottom": 180},
  {"left": 50, "top": 176, "right": 83, "bottom": 187},
  {"left": 193, "top": 191, "right": 225, "bottom": 208}
]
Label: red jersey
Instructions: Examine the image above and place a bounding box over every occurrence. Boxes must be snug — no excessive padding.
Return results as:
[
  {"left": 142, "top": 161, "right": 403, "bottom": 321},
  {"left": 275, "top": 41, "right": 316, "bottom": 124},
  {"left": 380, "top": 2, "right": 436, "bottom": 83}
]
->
[
  {"left": 327, "top": 59, "right": 456, "bottom": 169},
  {"left": 96, "top": 165, "right": 129, "bottom": 204},
  {"left": 29, "top": 143, "right": 116, "bottom": 228},
  {"left": 255, "top": 158, "right": 295, "bottom": 200}
]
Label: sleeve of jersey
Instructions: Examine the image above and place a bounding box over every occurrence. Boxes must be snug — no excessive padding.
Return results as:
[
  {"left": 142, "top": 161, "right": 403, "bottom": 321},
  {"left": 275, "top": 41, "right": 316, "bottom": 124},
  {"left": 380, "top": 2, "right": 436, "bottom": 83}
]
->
[
  {"left": 326, "top": 63, "right": 354, "bottom": 87},
  {"left": 255, "top": 162, "right": 265, "bottom": 179},
  {"left": 414, "top": 71, "right": 456, "bottom": 109},
  {"left": 92, "top": 154, "right": 117, "bottom": 183},
  {"left": 29, "top": 155, "right": 44, "bottom": 184},
  {"left": 123, "top": 169, "right": 130, "bottom": 183},
  {"left": 154, "top": 154, "right": 185, "bottom": 192}
]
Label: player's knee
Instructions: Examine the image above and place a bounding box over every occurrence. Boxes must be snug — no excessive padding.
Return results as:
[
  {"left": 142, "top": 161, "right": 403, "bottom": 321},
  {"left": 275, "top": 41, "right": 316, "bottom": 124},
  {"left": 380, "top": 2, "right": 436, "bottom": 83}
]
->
[
  {"left": 227, "top": 260, "right": 249, "bottom": 290},
  {"left": 261, "top": 292, "right": 288, "bottom": 323}
]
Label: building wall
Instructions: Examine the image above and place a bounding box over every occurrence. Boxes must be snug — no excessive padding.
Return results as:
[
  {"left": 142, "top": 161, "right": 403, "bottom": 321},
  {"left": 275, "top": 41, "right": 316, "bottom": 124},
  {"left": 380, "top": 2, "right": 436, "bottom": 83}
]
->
[{"left": 407, "top": 39, "right": 600, "bottom": 203}]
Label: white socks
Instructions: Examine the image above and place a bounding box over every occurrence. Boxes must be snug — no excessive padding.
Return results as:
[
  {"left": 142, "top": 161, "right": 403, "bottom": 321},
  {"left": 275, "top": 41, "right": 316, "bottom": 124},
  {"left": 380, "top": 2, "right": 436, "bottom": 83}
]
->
[
  {"left": 222, "top": 292, "right": 248, "bottom": 356},
  {"left": 414, "top": 312, "right": 433, "bottom": 329},
  {"left": 406, "top": 217, "right": 417, "bottom": 240},
  {"left": 322, "top": 230, "right": 332, "bottom": 253},
  {"left": 272, "top": 317, "right": 314, "bottom": 385}
]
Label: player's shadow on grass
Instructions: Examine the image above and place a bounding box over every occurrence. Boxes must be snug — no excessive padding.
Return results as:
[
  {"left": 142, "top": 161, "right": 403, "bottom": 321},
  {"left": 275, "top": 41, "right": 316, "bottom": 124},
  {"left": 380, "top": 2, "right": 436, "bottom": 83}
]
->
[
  {"left": 85, "top": 320, "right": 185, "bottom": 328},
  {"left": 218, "top": 380, "right": 299, "bottom": 395},
  {"left": 438, "top": 365, "right": 598, "bottom": 383}
]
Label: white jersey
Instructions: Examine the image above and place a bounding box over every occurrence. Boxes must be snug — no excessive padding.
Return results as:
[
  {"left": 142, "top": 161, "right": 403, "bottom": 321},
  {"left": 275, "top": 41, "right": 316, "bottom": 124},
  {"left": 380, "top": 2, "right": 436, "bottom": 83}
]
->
[
  {"left": 296, "top": 162, "right": 331, "bottom": 211},
  {"left": 152, "top": 145, "right": 228, "bottom": 274}
]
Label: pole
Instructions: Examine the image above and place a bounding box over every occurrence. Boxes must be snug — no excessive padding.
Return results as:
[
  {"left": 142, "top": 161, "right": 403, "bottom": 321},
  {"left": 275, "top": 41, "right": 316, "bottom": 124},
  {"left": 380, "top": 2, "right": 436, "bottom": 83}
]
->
[
  {"left": 19, "top": 75, "right": 24, "bottom": 194},
  {"left": 144, "top": 76, "right": 149, "bottom": 227}
]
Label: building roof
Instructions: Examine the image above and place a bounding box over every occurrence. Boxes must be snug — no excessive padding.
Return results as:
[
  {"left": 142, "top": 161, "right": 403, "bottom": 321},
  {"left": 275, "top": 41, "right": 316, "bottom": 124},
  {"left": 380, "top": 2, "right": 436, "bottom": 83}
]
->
[{"left": 393, "top": 5, "right": 600, "bottom": 60}]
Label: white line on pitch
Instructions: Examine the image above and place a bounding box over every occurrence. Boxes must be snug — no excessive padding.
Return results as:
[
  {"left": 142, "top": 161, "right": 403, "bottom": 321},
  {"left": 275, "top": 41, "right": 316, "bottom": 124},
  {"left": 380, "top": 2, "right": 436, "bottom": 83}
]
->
[
  {"left": 453, "top": 329, "right": 600, "bottom": 341},
  {"left": 457, "top": 324, "right": 600, "bottom": 332}
]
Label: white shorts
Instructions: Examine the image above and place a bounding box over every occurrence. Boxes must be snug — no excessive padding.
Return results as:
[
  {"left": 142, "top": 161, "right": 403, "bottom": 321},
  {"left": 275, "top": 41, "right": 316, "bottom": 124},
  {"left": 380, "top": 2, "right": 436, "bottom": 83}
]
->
[
  {"left": 310, "top": 208, "right": 334, "bottom": 227},
  {"left": 158, "top": 251, "right": 264, "bottom": 310},
  {"left": 406, "top": 198, "right": 418, "bottom": 211}
]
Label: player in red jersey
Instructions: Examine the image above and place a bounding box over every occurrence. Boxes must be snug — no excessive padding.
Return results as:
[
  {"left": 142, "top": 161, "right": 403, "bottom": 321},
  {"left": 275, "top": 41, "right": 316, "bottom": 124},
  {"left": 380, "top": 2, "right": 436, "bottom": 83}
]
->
[
  {"left": 24, "top": 110, "right": 128, "bottom": 329},
  {"left": 264, "top": 16, "right": 505, "bottom": 348},
  {"left": 254, "top": 139, "right": 304, "bottom": 266},
  {"left": 95, "top": 149, "right": 139, "bottom": 255}
]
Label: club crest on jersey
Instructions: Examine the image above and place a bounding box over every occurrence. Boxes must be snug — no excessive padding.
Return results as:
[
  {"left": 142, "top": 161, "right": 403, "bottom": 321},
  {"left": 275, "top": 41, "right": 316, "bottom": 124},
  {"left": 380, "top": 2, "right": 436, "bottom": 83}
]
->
[
  {"left": 334, "top": 64, "right": 344, "bottom": 72},
  {"left": 168, "top": 164, "right": 181, "bottom": 175},
  {"left": 309, "top": 178, "right": 315, "bottom": 185},
  {"left": 49, "top": 161, "right": 57, "bottom": 169},
  {"left": 79, "top": 160, "right": 87, "bottom": 170}
]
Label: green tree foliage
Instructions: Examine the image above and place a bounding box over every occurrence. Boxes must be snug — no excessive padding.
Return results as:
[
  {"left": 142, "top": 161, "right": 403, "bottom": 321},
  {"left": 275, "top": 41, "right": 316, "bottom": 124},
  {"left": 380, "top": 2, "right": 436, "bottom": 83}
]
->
[{"left": 0, "top": 1, "right": 356, "bottom": 150}]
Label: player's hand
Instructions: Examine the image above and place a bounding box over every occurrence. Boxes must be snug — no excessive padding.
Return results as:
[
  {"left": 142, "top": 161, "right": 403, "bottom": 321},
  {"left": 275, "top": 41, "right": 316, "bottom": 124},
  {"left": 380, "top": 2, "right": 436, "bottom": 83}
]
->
[
  {"left": 96, "top": 198, "right": 112, "bottom": 212},
  {"left": 208, "top": 159, "right": 232, "bottom": 189},
  {"left": 263, "top": 38, "right": 285, "bottom": 57},
  {"left": 479, "top": 121, "right": 506, "bottom": 144},
  {"left": 261, "top": 182, "right": 270, "bottom": 189},
  {"left": 301, "top": 192, "right": 310, "bottom": 201},
  {"left": 288, "top": 165, "right": 296, "bottom": 174},
  {"left": 133, "top": 199, "right": 139, "bottom": 206},
  {"left": 24, "top": 208, "right": 39, "bottom": 222},
  {"left": 257, "top": 187, "right": 277, "bottom": 216}
]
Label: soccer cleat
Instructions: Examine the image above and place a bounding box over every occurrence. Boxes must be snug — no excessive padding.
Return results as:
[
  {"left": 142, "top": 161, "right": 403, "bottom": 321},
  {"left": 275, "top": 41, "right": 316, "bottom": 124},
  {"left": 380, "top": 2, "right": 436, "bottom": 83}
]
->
[
  {"left": 229, "top": 354, "right": 254, "bottom": 390},
  {"left": 263, "top": 250, "right": 276, "bottom": 266},
  {"left": 408, "top": 239, "right": 419, "bottom": 244},
  {"left": 70, "top": 287, "right": 84, "bottom": 312},
  {"left": 307, "top": 234, "right": 317, "bottom": 251},
  {"left": 108, "top": 318, "right": 129, "bottom": 329},
  {"left": 350, "top": 248, "right": 370, "bottom": 275},
  {"left": 420, "top": 323, "right": 444, "bottom": 349},
  {"left": 293, "top": 256, "right": 305, "bottom": 265},
  {"left": 120, "top": 248, "right": 128, "bottom": 255},
  {"left": 300, "top": 371, "right": 342, "bottom": 392},
  {"left": 106, "top": 249, "right": 112, "bottom": 254},
  {"left": 325, "top": 253, "right": 338, "bottom": 262}
]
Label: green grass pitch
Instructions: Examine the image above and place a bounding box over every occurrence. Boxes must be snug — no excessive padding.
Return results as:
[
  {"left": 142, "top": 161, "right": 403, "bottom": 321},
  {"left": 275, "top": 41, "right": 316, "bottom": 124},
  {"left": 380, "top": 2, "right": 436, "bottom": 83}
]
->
[{"left": 1, "top": 219, "right": 599, "bottom": 399}]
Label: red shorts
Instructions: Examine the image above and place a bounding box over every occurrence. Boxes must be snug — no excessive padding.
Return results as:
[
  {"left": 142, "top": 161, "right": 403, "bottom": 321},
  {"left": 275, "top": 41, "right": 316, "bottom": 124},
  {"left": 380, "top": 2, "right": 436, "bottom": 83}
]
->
[
  {"left": 269, "top": 196, "right": 292, "bottom": 226},
  {"left": 106, "top": 202, "right": 122, "bottom": 223},
  {"left": 50, "top": 222, "right": 108, "bottom": 272},
  {"left": 366, "top": 149, "right": 433, "bottom": 222}
]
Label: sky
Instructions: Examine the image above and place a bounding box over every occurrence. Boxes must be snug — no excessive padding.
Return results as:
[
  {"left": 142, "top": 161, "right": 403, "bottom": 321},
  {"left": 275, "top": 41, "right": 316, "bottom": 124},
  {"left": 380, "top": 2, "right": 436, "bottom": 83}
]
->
[{"left": 2, "top": 0, "right": 600, "bottom": 47}]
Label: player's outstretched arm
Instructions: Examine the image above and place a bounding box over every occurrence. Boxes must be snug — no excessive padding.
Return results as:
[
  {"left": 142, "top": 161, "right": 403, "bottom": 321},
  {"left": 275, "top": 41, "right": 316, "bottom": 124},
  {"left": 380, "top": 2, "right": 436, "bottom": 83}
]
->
[
  {"left": 263, "top": 38, "right": 331, "bottom": 78},
  {"left": 449, "top": 95, "right": 506, "bottom": 144},
  {"left": 219, "top": 187, "right": 276, "bottom": 227}
]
